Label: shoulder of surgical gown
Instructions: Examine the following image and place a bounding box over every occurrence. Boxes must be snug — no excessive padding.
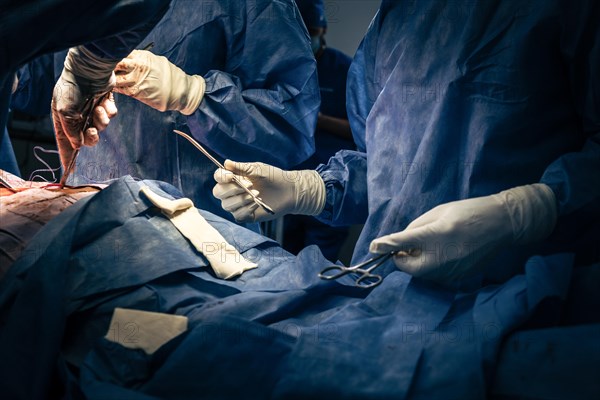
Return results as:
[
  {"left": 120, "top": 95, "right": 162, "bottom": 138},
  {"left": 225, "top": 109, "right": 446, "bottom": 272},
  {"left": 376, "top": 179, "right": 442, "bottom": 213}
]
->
[{"left": 183, "top": 0, "right": 320, "bottom": 168}]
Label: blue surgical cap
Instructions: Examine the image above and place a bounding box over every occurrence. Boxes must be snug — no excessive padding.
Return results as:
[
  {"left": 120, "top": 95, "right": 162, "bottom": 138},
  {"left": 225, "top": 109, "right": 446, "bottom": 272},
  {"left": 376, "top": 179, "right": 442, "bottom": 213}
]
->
[{"left": 295, "top": 0, "right": 327, "bottom": 29}]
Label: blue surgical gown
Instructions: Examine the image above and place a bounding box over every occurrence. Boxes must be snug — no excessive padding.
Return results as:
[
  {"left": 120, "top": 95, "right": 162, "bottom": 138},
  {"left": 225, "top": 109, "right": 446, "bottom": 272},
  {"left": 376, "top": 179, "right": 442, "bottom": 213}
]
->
[
  {"left": 69, "top": 0, "right": 320, "bottom": 221},
  {"left": 316, "top": 0, "right": 600, "bottom": 285},
  {"left": 0, "top": 0, "right": 172, "bottom": 176}
]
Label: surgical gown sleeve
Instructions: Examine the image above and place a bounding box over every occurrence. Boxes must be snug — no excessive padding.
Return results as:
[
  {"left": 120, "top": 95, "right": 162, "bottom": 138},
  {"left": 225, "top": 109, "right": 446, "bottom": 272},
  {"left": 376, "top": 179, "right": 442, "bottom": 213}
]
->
[
  {"left": 0, "top": 0, "right": 171, "bottom": 69},
  {"left": 185, "top": 0, "right": 319, "bottom": 168},
  {"left": 540, "top": 1, "right": 600, "bottom": 218},
  {"left": 313, "top": 16, "right": 380, "bottom": 226}
]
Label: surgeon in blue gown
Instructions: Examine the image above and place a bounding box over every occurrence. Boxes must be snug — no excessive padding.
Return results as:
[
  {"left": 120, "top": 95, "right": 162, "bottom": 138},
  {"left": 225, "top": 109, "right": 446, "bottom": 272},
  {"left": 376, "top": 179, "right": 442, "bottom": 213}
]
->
[
  {"left": 0, "top": 0, "right": 172, "bottom": 178},
  {"left": 283, "top": 0, "right": 355, "bottom": 261},
  {"left": 214, "top": 0, "right": 600, "bottom": 288},
  {"left": 65, "top": 0, "right": 320, "bottom": 223}
]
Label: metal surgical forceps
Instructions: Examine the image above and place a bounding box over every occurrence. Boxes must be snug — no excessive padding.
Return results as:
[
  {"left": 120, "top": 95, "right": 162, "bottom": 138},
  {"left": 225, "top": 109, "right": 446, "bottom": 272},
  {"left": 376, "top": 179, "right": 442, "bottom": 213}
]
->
[
  {"left": 172, "top": 129, "right": 275, "bottom": 215},
  {"left": 318, "top": 251, "right": 397, "bottom": 289}
]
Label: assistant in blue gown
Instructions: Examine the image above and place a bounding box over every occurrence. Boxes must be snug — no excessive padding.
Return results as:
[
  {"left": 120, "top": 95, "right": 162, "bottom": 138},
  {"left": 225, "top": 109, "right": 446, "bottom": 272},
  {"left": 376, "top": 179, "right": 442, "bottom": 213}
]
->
[
  {"left": 0, "top": 0, "right": 172, "bottom": 177},
  {"left": 315, "top": 0, "right": 600, "bottom": 286},
  {"left": 67, "top": 0, "right": 320, "bottom": 222}
]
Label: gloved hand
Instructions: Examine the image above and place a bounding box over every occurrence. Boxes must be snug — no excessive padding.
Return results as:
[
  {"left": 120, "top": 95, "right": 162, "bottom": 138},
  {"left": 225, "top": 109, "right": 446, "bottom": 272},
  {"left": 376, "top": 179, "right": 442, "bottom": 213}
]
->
[
  {"left": 114, "top": 49, "right": 205, "bottom": 115},
  {"left": 212, "top": 160, "right": 326, "bottom": 223},
  {"left": 11, "top": 73, "right": 18, "bottom": 94},
  {"left": 52, "top": 46, "right": 118, "bottom": 170},
  {"left": 370, "top": 184, "right": 558, "bottom": 283}
]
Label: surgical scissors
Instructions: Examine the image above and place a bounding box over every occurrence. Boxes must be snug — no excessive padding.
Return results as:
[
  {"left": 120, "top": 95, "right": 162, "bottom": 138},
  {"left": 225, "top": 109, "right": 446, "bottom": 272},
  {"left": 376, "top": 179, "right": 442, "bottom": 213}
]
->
[
  {"left": 59, "top": 42, "right": 154, "bottom": 188},
  {"left": 58, "top": 91, "right": 110, "bottom": 188},
  {"left": 318, "top": 251, "right": 398, "bottom": 289}
]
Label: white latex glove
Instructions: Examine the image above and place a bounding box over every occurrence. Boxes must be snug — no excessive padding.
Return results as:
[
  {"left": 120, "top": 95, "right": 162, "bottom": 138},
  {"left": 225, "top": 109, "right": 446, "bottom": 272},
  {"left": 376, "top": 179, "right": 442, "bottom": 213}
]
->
[
  {"left": 114, "top": 49, "right": 205, "bottom": 115},
  {"left": 212, "top": 160, "right": 326, "bottom": 223},
  {"left": 52, "top": 46, "right": 118, "bottom": 170},
  {"left": 370, "top": 184, "right": 557, "bottom": 283},
  {"left": 11, "top": 74, "right": 18, "bottom": 94}
]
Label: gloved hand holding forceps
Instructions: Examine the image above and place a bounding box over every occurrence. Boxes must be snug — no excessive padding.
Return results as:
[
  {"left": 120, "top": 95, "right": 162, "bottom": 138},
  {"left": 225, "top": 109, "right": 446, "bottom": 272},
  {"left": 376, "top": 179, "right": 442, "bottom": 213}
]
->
[
  {"left": 213, "top": 160, "right": 559, "bottom": 284},
  {"left": 212, "top": 160, "right": 326, "bottom": 222},
  {"left": 370, "top": 184, "right": 558, "bottom": 283}
]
